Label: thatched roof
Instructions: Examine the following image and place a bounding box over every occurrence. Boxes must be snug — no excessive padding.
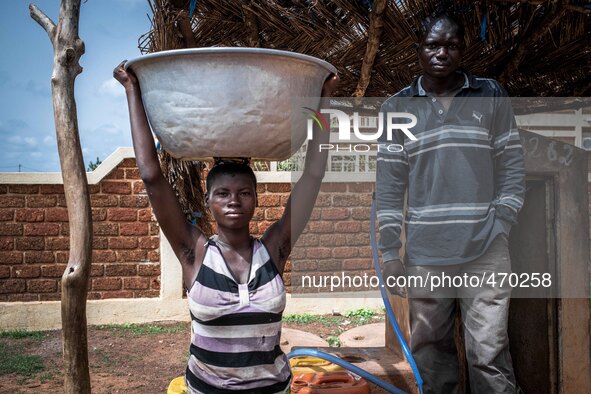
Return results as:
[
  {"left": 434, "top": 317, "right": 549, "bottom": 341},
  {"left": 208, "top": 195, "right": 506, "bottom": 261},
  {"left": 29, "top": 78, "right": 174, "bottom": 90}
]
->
[{"left": 140, "top": 0, "right": 590, "bottom": 98}]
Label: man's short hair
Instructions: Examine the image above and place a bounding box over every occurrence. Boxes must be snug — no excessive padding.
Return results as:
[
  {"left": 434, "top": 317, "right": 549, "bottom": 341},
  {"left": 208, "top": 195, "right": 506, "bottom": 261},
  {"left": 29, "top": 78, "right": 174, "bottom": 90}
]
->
[{"left": 417, "top": 13, "right": 465, "bottom": 44}]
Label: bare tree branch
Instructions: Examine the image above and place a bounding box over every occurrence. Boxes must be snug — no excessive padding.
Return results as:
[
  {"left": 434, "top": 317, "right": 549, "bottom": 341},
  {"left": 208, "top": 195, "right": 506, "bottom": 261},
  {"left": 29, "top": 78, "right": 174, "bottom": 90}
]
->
[{"left": 29, "top": 3, "right": 56, "bottom": 42}]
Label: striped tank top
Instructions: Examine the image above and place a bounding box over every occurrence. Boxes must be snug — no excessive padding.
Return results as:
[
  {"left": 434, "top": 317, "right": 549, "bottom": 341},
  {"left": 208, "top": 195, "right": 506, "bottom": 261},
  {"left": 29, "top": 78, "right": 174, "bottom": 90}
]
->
[{"left": 185, "top": 236, "right": 291, "bottom": 394}]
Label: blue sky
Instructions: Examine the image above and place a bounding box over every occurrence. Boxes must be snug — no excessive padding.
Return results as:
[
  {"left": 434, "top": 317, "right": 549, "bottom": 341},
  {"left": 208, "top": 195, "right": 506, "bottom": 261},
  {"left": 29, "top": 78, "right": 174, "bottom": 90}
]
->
[{"left": 0, "top": 0, "right": 152, "bottom": 172}]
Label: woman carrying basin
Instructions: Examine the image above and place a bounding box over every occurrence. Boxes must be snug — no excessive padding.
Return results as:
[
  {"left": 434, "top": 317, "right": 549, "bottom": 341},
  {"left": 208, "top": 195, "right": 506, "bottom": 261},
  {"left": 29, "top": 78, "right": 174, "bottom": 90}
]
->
[{"left": 113, "top": 60, "right": 338, "bottom": 393}]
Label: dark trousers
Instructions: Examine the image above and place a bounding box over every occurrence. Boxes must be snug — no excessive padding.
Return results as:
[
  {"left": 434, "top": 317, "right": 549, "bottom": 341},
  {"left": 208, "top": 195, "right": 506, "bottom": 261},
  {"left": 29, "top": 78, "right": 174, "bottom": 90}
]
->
[{"left": 406, "top": 235, "right": 518, "bottom": 394}]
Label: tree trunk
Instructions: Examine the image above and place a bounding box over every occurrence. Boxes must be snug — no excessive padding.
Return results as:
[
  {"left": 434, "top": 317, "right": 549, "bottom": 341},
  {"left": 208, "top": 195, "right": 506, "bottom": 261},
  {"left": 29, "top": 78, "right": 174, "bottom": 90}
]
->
[{"left": 30, "top": 1, "right": 92, "bottom": 393}]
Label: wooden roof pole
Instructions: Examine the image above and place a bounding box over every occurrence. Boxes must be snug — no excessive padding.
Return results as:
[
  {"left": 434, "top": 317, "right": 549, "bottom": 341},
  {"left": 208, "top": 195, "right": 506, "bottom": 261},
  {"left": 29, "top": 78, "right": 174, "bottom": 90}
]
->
[
  {"left": 242, "top": 1, "right": 261, "bottom": 48},
  {"left": 30, "top": 1, "right": 92, "bottom": 393},
  {"left": 352, "top": 0, "right": 387, "bottom": 97}
]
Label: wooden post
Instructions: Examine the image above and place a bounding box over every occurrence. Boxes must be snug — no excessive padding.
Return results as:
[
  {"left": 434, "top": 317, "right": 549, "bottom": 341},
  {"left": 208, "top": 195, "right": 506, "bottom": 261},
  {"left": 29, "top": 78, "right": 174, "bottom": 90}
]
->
[{"left": 29, "top": 1, "right": 92, "bottom": 393}]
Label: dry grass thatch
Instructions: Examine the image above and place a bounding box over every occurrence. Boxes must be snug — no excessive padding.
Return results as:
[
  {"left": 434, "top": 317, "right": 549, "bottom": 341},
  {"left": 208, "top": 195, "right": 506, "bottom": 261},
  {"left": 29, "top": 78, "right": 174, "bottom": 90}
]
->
[{"left": 140, "top": 0, "right": 590, "bottom": 98}]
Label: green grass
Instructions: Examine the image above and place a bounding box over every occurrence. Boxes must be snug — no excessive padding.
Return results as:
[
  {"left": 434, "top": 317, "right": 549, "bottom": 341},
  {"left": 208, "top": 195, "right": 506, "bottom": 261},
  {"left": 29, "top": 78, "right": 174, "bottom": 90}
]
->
[
  {"left": 326, "top": 335, "right": 341, "bottom": 347},
  {"left": 0, "top": 330, "right": 46, "bottom": 340},
  {"left": 0, "top": 344, "right": 44, "bottom": 375},
  {"left": 282, "top": 314, "right": 341, "bottom": 326},
  {"left": 95, "top": 322, "right": 187, "bottom": 336}
]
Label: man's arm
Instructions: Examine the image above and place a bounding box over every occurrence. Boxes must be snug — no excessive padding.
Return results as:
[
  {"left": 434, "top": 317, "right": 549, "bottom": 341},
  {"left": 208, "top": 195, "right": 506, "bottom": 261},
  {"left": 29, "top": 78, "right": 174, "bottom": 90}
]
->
[{"left": 491, "top": 84, "right": 525, "bottom": 232}]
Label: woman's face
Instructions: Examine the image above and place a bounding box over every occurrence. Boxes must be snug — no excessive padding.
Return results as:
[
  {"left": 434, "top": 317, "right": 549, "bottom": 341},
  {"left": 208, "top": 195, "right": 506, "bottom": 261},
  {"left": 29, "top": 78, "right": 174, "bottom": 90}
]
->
[{"left": 206, "top": 173, "right": 256, "bottom": 231}]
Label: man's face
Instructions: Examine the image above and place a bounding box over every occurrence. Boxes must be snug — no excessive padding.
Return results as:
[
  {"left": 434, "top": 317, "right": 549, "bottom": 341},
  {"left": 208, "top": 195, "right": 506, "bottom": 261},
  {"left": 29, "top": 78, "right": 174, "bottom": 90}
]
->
[{"left": 418, "top": 19, "right": 464, "bottom": 79}]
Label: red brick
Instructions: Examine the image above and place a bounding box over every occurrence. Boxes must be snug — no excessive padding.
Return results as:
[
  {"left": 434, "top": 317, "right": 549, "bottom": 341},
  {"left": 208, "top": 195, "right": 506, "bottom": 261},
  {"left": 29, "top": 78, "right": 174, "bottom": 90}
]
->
[
  {"left": 91, "top": 264, "right": 105, "bottom": 277},
  {"left": 107, "top": 208, "right": 137, "bottom": 221},
  {"left": 282, "top": 272, "right": 291, "bottom": 286},
  {"left": 132, "top": 181, "right": 146, "bottom": 194},
  {"left": 91, "top": 208, "right": 107, "bottom": 222},
  {"left": 343, "top": 258, "right": 372, "bottom": 270},
  {"left": 258, "top": 195, "right": 281, "bottom": 207},
  {"left": 8, "top": 185, "right": 39, "bottom": 194},
  {"left": 26, "top": 196, "right": 56, "bottom": 208},
  {"left": 56, "top": 195, "right": 68, "bottom": 207},
  {"left": 314, "top": 194, "right": 332, "bottom": 207},
  {"left": 138, "top": 236, "right": 159, "bottom": 250},
  {"left": 322, "top": 208, "right": 349, "bottom": 220},
  {"left": 138, "top": 209, "right": 154, "bottom": 222},
  {"left": 25, "top": 251, "right": 55, "bottom": 264},
  {"left": 55, "top": 252, "right": 69, "bottom": 263},
  {"left": 88, "top": 185, "right": 100, "bottom": 194},
  {"left": 27, "top": 279, "right": 57, "bottom": 293},
  {"left": 147, "top": 250, "right": 160, "bottom": 262},
  {"left": 0, "top": 293, "right": 39, "bottom": 301},
  {"left": 16, "top": 237, "right": 44, "bottom": 250},
  {"left": 0, "top": 251, "right": 23, "bottom": 264},
  {"left": 0, "top": 209, "right": 14, "bottom": 221},
  {"left": 120, "top": 158, "right": 137, "bottom": 168},
  {"left": 93, "top": 237, "right": 108, "bottom": 249},
  {"left": 251, "top": 209, "right": 263, "bottom": 221},
  {"left": 0, "top": 279, "right": 26, "bottom": 293},
  {"left": 93, "top": 223, "right": 119, "bottom": 236},
  {"left": 320, "top": 183, "right": 347, "bottom": 192},
  {"left": 351, "top": 207, "right": 370, "bottom": 220},
  {"left": 45, "top": 208, "right": 69, "bottom": 222},
  {"left": 92, "top": 277, "right": 121, "bottom": 291},
  {"left": 345, "top": 233, "right": 370, "bottom": 246},
  {"left": 0, "top": 223, "right": 22, "bottom": 236},
  {"left": 335, "top": 221, "right": 362, "bottom": 233},
  {"left": 101, "top": 290, "right": 134, "bottom": 299},
  {"left": 319, "top": 234, "right": 347, "bottom": 246},
  {"left": 249, "top": 222, "right": 259, "bottom": 235},
  {"left": 13, "top": 265, "right": 41, "bottom": 278},
  {"left": 123, "top": 277, "right": 150, "bottom": 290},
  {"left": 150, "top": 277, "right": 160, "bottom": 290},
  {"left": 308, "top": 221, "right": 334, "bottom": 233},
  {"left": 45, "top": 237, "right": 70, "bottom": 250},
  {"left": 105, "top": 169, "right": 124, "bottom": 179},
  {"left": 134, "top": 290, "right": 159, "bottom": 298},
  {"left": 15, "top": 208, "right": 44, "bottom": 222},
  {"left": 101, "top": 181, "right": 131, "bottom": 195},
  {"left": 264, "top": 207, "right": 284, "bottom": 221},
  {"left": 257, "top": 221, "right": 273, "bottom": 234},
  {"left": 295, "top": 234, "right": 319, "bottom": 247},
  {"left": 290, "top": 248, "right": 306, "bottom": 260},
  {"left": 24, "top": 223, "right": 60, "bottom": 236},
  {"left": 125, "top": 168, "right": 141, "bottom": 179},
  {"left": 40, "top": 185, "right": 64, "bottom": 194},
  {"left": 39, "top": 294, "right": 61, "bottom": 301},
  {"left": 120, "top": 222, "right": 148, "bottom": 236},
  {"left": 92, "top": 250, "right": 116, "bottom": 262},
  {"left": 332, "top": 247, "right": 358, "bottom": 258},
  {"left": 90, "top": 195, "right": 119, "bottom": 207},
  {"left": 256, "top": 184, "right": 266, "bottom": 193},
  {"left": 348, "top": 183, "right": 373, "bottom": 193},
  {"left": 0, "top": 196, "right": 25, "bottom": 208},
  {"left": 358, "top": 247, "right": 372, "bottom": 258},
  {"left": 109, "top": 237, "right": 137, "bottom": 250},
  {"left": 0, "top": 238, "right": 13, "bottom": 250},
  {"left": 316, "top": 259, "right": 342, "bottom": 271},
  {"left": 117, "top": 250, "right": 147, "bottom": 262},
  {"left": 41, "top": 264, "right": 67, "bottom": 277},
  {"left": 266, "top": 183, "right": 291, "bottom": 193},
  {"left": 309, "top": 208, "right": 321, "bottom": 220},
  {"left": 60, "top": 224, "right": 70, "bottom": 236},
  {"left": 306, "top": 248, "right": 332, "bottom": 259},
  {"left": 149, "top": 223, "right": 160, "bottom": 235},
  {"left": 138, "top": 263, "right": 160, "bottom": 276},
  {"left": 105, "top": 263, "right": 137, "bottom": 276},
  {"left": 87, "top": 292, "right": 102, "bottom": 300},
  {"left": 0, "top": 266, "right": 10, "bottom": 278},
  {"left": 333, "top": 195, "right": 360, "bottom": 207},
  {"left": 120, "top": 195, "right": 149, "bottom": 208}
]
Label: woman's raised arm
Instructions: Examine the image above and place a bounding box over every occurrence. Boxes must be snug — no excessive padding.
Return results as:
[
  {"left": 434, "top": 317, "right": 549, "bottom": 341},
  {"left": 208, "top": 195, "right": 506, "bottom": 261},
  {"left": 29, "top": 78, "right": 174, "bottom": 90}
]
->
[
  {"left": 113, "top": 62, "right": 203, "bottom": 265},
  {"left": 262, "top": 74, "right": 339, "bottom": 273}
]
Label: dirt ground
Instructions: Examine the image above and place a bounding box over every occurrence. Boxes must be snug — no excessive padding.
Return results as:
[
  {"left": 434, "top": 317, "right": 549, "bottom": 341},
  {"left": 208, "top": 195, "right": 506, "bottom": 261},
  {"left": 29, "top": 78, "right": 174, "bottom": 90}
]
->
[{"left": 0, "top": 317, "right": 395, "bottom": 394}]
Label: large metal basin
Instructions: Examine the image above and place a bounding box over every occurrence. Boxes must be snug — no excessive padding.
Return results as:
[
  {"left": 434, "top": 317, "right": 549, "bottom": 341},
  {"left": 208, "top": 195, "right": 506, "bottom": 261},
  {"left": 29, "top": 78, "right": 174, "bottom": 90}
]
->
[{"left": 125, "top": 48, "right": 336, "bottom": 160}]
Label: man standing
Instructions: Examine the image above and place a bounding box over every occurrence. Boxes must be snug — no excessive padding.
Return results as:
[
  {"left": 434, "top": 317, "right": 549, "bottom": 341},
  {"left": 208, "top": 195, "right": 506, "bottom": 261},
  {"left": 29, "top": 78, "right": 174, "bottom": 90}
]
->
[{"left": 376, "top": 13, "right": 525, "bottom": 394}]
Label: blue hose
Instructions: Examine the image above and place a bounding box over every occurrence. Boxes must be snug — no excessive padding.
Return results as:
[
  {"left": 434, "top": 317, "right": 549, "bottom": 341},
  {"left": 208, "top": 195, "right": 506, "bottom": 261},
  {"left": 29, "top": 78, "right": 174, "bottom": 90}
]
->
[
  {"left": 287, "top": 348, "right": 406, "bottom": 394},
  {"left": 286, "top": 195, "right": 423, "bottom": 393},
  {"left": 369, "top": 195, "right": 423, "bottom": 394}
]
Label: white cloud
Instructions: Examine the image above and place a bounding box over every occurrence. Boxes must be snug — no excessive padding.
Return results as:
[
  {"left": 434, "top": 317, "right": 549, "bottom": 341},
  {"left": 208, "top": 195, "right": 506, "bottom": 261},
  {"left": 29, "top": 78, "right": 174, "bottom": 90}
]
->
[
  {"left": 99, "top": 78, "right": 125, "bottom": 98},
  {"left": 43, "top": 135, "right": 54, "bottom": 144},
  {"left": 24, "top": 137, "right": 37, "bottom": 146}
]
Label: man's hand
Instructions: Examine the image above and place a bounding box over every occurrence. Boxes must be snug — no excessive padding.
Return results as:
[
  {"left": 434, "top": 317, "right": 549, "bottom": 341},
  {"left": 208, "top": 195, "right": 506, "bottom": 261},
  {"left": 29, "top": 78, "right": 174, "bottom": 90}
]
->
[
  {"left": 321, "top": 73, "right": 339, "bottom": 97},
  {"left": 383, "top": 259, "right": 406, "bottom": 297},
  {"left": 113, "top": 60, "right": 139, "bottom": 91}
]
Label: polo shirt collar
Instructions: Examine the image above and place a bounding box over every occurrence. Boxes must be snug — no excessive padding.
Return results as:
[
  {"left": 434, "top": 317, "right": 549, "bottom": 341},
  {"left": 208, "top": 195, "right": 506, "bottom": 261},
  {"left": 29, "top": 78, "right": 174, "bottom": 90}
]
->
[{"left": 411, "top": 72, "right": 481, "bottom": 96}]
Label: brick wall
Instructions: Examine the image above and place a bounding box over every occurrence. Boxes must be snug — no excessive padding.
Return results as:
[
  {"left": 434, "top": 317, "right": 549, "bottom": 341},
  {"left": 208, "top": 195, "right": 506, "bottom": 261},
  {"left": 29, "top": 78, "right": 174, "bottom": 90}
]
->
[
  {"left": 0, "top": 158, "right": 160, "bottom": 301},
  {"left": 0, "top": 157, "right": 378, "bottom": 301}
]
